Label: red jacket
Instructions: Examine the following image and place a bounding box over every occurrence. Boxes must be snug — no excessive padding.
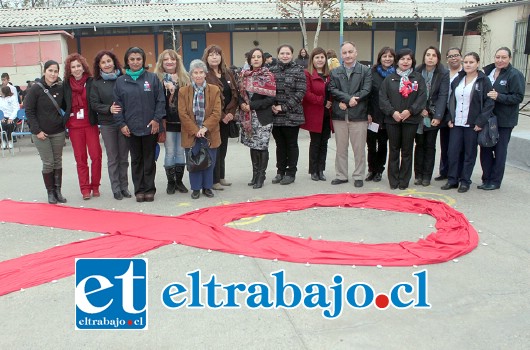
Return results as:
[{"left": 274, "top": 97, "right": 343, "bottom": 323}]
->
[{"left": 301, "top": 69, "right": 330, "bottom": 133}]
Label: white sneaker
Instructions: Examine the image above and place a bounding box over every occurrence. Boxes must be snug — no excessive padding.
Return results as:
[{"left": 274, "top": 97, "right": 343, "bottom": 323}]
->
[{"left": 8, "top": 141, "right": 13, "bottom": 149}]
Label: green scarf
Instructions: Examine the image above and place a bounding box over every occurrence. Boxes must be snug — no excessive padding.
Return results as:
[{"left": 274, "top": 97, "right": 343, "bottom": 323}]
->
[{"left": 126, "top": 68, "right": 144, "bottom": 81}]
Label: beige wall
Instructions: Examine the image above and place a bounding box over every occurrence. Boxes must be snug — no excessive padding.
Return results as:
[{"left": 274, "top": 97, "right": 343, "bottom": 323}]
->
[
  {"left": 415, "top": 31, "right": 439, "bottom": 61},
  {"left": 441, "top": 34, "right": 481, "bottom": 59},
  {"left": 482, "top": 5, "right": 530, "bottom": 63}
]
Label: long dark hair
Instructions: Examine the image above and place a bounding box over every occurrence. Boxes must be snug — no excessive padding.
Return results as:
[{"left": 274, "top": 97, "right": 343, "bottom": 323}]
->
[
  {"left": 93, "top": 50, "right": 123, "bottom": 80},
  {"left": 307, "top": 47, "right": 329, "bottom": 76},
  {"left": 202, "top": 44, "right": 230, "bottom": 76},
  {"left": 421, "top": 46, "right": 442, "bottom": 70},
  {"left": 372, "top": 46, "right": 396, "bottom": 71}
]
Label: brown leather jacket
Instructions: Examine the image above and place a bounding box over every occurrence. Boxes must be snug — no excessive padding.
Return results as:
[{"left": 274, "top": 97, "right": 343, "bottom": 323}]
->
[{"left": 178, "top": 84, "right": 222, "bottom": 148}]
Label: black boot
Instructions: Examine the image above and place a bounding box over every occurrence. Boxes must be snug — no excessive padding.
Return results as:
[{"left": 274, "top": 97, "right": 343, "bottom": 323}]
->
[
  {"left": 43, "top": 171, "right": 57, "bottom": 204},
  {"left": 53, "top": 168, "right": 67, "bottom": 203},
  {"left": 175, "top": 165, "right": 189, "bottom": 193},
  {"left": 165, "top": 166, "right": 177, "bottom": 194},
  {"left": 254, "top": 150, "right": 268, "bottom": 189},
  {"left": 248, "top": 149, "right": 259, "bottom": 186}
]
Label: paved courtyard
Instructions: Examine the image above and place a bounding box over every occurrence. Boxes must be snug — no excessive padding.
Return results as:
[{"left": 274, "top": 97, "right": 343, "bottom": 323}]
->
[{"left": 0, "top": 126, "right": 528, "bottom": 349}]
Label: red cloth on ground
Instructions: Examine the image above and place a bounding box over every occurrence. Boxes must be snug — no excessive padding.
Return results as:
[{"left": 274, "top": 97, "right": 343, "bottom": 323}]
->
[{"left": 0, "top": 193, "right": 478, "bottom": 296}]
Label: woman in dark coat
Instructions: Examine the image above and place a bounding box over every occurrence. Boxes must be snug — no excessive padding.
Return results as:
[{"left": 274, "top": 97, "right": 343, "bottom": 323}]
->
[
  {"left": 441, "top": 52, "right": 494, "bottom": 193},
  {"left": 25, "top": 60, "right": 68, "bottom": 204},
  {"left": 379, "top": 48, "right": 427, "bottom": 190},
  {"left": 366, "top": 46, "right": 395, "bottom": 183},
  {"left": 113, "top": 47, "right": 165, "bottom": 203},
  {"left": 479, "top": 47, "right": 525, "bottom": 190},
  {"left": 90, "top": 50, "right": 131, "bottom": 201},
  {"left": 413, "top": 46, "right": 449, "bottom": 187},
  {"left": 269, "top": 44, "right": 307, "bottom": 185},
  {"left": 301, "top": 47, "right": 331, "bottom": 181},
  {"left": 202, "top": 45, "right": 239, "bottom": 190},
  {"left": 237, "top": 48, "right": 277, "bottom": 189},
  {"left": 295, "top": 48, "right": 309, "bottom": 68}
]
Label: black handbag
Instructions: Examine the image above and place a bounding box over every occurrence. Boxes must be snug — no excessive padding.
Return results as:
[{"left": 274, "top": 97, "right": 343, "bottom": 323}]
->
[
  {"left": 228, "top": 120, "right": 240, "bottom": 138},
  {"left": 186, "top": 138, "right": 212, "bottom": 173},
  {"left": 478, "top": 115, "right": 499, "bottom": 148}
]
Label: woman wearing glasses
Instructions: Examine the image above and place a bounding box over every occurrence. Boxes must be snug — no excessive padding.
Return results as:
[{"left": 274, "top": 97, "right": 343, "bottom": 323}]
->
[{"left": 434, "top": 48, "right": 463, "bottom": 182}]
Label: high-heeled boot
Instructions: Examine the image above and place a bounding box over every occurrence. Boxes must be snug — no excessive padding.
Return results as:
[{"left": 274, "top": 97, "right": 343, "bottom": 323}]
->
[{"left": 53, "top": 168, "right": 67, "bottom": 203}]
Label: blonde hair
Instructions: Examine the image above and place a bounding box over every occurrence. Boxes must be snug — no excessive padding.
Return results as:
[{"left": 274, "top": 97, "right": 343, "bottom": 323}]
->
[{"left": 154, "top": 49, "right": 190, "bottom": 86}]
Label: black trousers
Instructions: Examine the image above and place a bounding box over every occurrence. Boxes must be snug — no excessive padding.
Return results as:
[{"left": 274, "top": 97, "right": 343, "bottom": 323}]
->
[
  {"left": 447, "top": 126, "right": 478, "bottom": 186},
  {"left": 386, "top": 123, "right": 417, "bottom": 188},
  {"left": 1, "top": 119, "right": 16, "bottom": 140},
  {"left": 366, "top": 128, "right": 388, "bottom": 174},
  {"left": 308, "top": 115, "right": 331, "bottom": 174},
  {"left": 214, "top": 121, "right": 229, "bottom": 183},
  {"left": 128, "top": 133, "right": 158, "bottom": 195},
  {"left": 438, "top": 126, "right": 450, "bottom": 177},
  {"left": 272, "top": 125, "right": 300, "bottom": 177},
  {"left": 480, "top": 126, "right": 513, "bottom": 187},
  {"left": 414, "top": 128, "right": 439, "bottom": 181}
]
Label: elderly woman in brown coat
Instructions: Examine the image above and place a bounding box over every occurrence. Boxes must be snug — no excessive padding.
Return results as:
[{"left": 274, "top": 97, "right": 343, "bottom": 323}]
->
[{"left": 178, "top": 59, "right": 222, "bottom": 199}]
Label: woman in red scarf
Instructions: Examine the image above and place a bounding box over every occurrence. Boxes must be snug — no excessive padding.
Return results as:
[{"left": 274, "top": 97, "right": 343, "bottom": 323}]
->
[
  {"left": 237, "top": 48, "right": 276, "bottom": 189},
  {"left": 64, "top": 53, "right": 102, "bottom": 200}
]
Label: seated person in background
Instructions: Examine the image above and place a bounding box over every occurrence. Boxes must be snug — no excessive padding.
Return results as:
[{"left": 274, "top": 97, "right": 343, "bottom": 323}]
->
[{"left": 0, "top": 85, "right": 20, "bottom": 149}]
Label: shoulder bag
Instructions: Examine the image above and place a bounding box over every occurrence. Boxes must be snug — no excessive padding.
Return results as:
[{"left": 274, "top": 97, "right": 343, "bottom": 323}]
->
[
  {"left": 36, "top": 82, "right": 65, "bottom": 118},
  {"left": 186, "top": 137, "right": 212, "bottom": 172},
  {"left": 478, "top": 81, "right": 499, "bottom": 148}
]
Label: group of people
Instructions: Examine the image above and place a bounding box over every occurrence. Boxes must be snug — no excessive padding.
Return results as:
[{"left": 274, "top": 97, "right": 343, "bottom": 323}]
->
[{"left": 20, "top": 41, "right": 524, "bottom": 205}]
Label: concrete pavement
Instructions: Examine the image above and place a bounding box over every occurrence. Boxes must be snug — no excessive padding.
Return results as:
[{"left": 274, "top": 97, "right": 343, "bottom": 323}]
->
[{"left": 0, "top": 129, "right": 528, "bottom": 349}]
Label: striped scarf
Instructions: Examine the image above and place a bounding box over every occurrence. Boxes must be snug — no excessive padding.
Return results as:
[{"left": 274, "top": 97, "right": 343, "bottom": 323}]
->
[{"left": 192, "top": 81, "right": 206, "bottom": 127}]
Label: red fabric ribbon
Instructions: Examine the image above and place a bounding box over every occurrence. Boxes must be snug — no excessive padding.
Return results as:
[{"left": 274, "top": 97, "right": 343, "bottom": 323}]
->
[{"left": 0, "top": 194, "right": 479, "bottom": 296}]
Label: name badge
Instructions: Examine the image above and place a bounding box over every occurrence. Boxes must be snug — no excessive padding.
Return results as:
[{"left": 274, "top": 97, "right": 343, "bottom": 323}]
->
[
  {"left": 144, "top": 81, "right": 151, "bottom": 92},
  {"left": 77, "top": 108, "right": 85, "bottom": 119}
]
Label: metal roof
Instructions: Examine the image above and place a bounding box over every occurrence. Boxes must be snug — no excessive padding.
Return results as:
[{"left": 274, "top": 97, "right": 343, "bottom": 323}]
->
[
  {"left": 463, "top": 0, "right": 529, "bottom": 11},
  {"left": 0, "top": 1, "right": 474, "bottom": 30}
]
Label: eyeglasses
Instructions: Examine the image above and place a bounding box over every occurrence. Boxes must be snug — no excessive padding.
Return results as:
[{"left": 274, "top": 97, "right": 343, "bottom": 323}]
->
[{"left": 447, "top": 54, "right": 461, "bottom": 59}]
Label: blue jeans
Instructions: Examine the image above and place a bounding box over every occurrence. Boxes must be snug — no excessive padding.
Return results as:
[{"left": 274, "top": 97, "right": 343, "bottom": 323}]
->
[
  {"left": 163, "top": 131, "right": 186, "bottom": 168},
  {"left": 187, "top": 138, "right": 218, "bottom": 191}
]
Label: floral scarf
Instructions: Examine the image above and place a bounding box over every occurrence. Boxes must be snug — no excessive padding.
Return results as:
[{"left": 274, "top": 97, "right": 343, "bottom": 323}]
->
[
  {"left": 397, "top": 68, "right": 413, "bottom": 98},
  {"left": 237, "top": 67, "right": 276, "bottom": 136}
]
